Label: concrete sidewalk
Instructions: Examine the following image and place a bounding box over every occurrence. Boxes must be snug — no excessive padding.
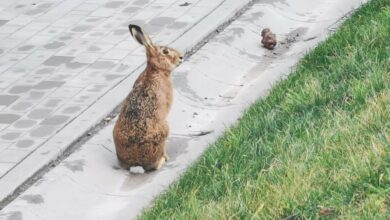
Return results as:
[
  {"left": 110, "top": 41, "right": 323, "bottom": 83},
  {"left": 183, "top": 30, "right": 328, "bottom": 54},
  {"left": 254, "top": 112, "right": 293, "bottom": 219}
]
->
[
  {"left": 0, "top": 0, "right": 253, "bottom": 205},
  {"left": 0, "top": 0, "right": 366, "bottom": 219}
]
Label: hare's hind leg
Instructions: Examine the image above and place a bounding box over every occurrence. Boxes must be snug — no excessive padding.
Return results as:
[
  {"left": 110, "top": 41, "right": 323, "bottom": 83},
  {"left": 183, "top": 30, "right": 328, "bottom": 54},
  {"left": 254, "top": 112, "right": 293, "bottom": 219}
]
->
[{"left": 144, "top": 156, "right": 166, "bottom": 171}]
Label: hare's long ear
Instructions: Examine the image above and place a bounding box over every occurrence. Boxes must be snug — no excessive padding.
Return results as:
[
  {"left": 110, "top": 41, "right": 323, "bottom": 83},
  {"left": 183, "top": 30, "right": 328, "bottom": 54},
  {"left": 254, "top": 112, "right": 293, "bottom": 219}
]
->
[{"left": 128, "top": 24, "right": 154, "bottom": 48}]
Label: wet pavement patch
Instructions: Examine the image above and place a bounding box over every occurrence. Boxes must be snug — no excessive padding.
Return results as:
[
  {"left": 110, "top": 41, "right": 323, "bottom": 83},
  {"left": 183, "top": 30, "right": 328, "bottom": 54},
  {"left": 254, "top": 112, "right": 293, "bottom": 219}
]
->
[
  {"left": 34, "top": 81, "right": 64, "bottom": 90},
  {"left": 0, "top": 95, "right": 19, "bottom": 106},
  {"left": 20, "top": 194, "right": 44, "bottom": 204},
  {"left": 27, "top": 91, "right": 45, "bottom": 100},
  {"left": 71, "top": 25, "right": 92, "bottom": 32},
  {"left": 1, "top": 132, "right": 21, "bottom": 141},
  {"left": 150, "top": 17, "right": 175, "bottom": 26},
  {"left": 27, "top": 109, "right": 52, "bottom": 119},
  {"left": 104, "top": 74, "right": 122, "bottom": 81},
  {"left": 43, "top": 56, "right": 73, "bottom": 66},
  {"left": 168, "top": 22, "right": 188, "bottom": 29},
  {"left": 105, "top": 1, "right": 124, "bottom": 8},
  {"left": 44, "top": 99, "right": 62, "bottom": 108},
  {"left": 113, "top": 29, "right": 127, "bottom": 35},
  {"left": 133, "top": 0, "right": 149, "bottom": 6},
  {"left": 90, "top": 60, "right": 116, "bottom": 69},
  {"left": 8, "top": 85, "right": 32, "bottom": 94},
  {"left": 11, "top": 102, "right": 33, "bottom": 111},
  {"left": 18, "top": 45, "right": 35, "bottom": 52},
  {"left": 122, "top": 6, "right": 140, "bottom": 13},
  {"left": 30, "top": 125, "right": 56, "bottom": 138},
  {"left": 61, "top": 106, "right": 81, "bottom": 114},
  {"left": 1, "top": 211, "right": 22, "bottom": 220},
  {"left": 35, "top": 67, "right": 55, "bottom": 74},
  {"left": 44, "top": 41, "right": 65, "bottom": 49},
  {"left": 63, "top": 159, "right": 85, "bottom": 172},
  {"left": 16, "top": 139, "right": 35, "bottom": 148},
  {"left": 40, "top": 115, "right": 69, "bottom": 125},
  {"left": 13, "top": 119, "right": 36, "bottom": 128},
  {"left": 0, "top": 20, "right": 8, "bottom": 26},
  {"left": 0, "top": 114, "right": 20, "bottom": 124}
]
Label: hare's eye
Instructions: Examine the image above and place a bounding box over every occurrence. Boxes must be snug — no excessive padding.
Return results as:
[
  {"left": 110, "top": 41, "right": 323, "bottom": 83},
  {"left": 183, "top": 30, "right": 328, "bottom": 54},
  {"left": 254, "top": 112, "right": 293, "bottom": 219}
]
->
[{"left": 162, "top": 48, "right": 169, "bottom": 55}]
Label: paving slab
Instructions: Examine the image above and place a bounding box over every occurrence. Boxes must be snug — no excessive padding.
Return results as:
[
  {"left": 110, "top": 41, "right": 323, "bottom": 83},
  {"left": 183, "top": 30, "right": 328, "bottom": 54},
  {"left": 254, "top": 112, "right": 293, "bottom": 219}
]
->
[
  {"left": 0, "top": 0, "right": 367, "bottom": 219},
  {"left": 0, "top": 0, "right": 254, "bottom": 203}
]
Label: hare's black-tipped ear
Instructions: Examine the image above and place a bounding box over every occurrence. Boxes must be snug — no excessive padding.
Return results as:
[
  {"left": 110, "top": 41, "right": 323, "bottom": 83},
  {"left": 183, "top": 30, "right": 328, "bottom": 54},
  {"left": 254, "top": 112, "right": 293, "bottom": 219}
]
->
[{"left": 128, "top": 24, "right": 153, "bottom": 47}]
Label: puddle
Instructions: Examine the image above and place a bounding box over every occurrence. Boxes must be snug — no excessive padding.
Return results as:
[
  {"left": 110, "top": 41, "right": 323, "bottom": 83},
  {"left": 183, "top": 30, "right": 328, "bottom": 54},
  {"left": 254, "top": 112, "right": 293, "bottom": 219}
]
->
[
  {"left": 20, "top": 194, "right": 44, "bottom": 204},
  {"left": 63, "top": 159, "right": 85, "bottom": 172}
]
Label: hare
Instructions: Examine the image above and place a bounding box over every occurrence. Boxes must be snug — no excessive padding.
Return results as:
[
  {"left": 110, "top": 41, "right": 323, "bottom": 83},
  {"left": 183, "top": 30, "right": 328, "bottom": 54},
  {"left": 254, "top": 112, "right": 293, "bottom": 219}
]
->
[
  {"left": 113, "top": 24, "right": 183, "bottom": 171},
  {"left": 261, "top": 28, "right": 277, "bottom": 50}
]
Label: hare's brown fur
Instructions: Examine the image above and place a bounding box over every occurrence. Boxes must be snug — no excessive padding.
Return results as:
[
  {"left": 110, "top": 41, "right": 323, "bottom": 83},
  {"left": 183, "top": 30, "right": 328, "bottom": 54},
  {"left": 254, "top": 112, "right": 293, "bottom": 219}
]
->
[{"left": 113, "top": 25, "right": 182, "bottom": 171}]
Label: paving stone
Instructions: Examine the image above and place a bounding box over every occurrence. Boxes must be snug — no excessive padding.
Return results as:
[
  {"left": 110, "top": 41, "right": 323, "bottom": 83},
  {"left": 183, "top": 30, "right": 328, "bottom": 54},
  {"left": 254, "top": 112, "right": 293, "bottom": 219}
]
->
[
  {"left": 0, "top": 114, "right": 20, "bottom": 124},
  {"left": 0, "top": 95, "right": 18, "bottom": 106},
  {"left": 29, "top": 125, "right": 57, "bottom": 138},
  {"left": 0, "top": 163, "right": 15, "bottom": 177},
  {"left": 0, "top": 149, "right": 29, "bottom": 163},
  {"left": 9, "top": 101, "right": 34, "bottom": 112},
  {"left": 27, "top": 109, "right": 53, "bottom": 119},
  {"left": 12, "top": 119, "right": 37, "bottom": 130},
  {"left": 0, "top": 131, "right": 22, "bottom": 141},
  {"left": 40, "top": 115, "right": 70, "bottom": 126}
]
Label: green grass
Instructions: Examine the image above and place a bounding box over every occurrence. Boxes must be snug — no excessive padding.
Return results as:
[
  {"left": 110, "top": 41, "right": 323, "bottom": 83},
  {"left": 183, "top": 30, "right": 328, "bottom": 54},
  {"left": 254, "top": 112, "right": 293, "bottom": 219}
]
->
[{"left": 140, "top": 0, "right": 390, "bottom": 219}]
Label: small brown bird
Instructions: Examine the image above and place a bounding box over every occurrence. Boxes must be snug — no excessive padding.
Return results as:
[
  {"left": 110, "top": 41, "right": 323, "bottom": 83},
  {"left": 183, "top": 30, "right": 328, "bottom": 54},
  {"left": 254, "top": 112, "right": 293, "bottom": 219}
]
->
[{"left": 261, "top": 28, "right": 277, "bottom": 50}]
